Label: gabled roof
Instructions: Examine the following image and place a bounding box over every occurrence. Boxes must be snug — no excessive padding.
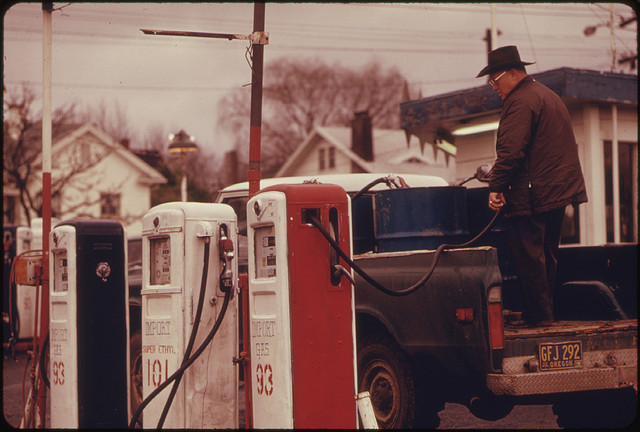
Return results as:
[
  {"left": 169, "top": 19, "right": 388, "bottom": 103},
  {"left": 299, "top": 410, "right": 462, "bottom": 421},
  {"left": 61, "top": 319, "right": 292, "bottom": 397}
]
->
[
  {"left": 400, "top": 67, "right": 638, "bottom": 145},
  {"left": 39, "top": 123, "right": 167, "bottom": 185},
  {"left": 275, "top": 125, "right": 454, "bottom": 178}
]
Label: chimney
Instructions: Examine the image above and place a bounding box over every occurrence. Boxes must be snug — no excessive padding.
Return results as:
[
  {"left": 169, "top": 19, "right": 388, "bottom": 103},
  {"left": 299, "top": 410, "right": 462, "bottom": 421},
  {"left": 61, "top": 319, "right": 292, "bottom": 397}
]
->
[
  {"left": 120, "top": 138, "right": 130, "bottom": 149},
  {"left": 224, "top": 150, "right": 239, "bottom": 186},
  {"left": 351, "top": 111, "right": 373, "bottom": 172}
]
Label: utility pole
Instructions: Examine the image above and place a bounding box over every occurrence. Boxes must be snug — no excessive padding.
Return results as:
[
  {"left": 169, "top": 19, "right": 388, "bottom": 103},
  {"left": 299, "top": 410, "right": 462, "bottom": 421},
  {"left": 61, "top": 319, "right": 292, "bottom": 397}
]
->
[
  {"left": 248, "top": 3, "right": 265, "bottom": 198},
  {"left": 36, "top": 2, "right": 53, "bottom": 428},
  {"left": 490, "top": 3, "right": 498, "bottom": 51},
  {"left": 483, "top": 5, "right": 501, "bottom": 55},
  {"left": 609, "top": 3, "right": 616, "bottom": 72}
]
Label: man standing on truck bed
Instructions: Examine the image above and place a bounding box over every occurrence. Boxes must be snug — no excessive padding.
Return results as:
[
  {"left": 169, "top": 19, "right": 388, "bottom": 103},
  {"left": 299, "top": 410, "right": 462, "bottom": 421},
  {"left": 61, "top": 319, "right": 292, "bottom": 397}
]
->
[{"left": 477, "top": 45, "right": 588, "bottom": 327}]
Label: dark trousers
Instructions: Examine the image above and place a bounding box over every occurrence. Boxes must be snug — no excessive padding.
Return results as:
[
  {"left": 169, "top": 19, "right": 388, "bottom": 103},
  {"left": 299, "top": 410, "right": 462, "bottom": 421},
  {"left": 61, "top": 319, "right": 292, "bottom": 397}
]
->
[{"left": 505, "top": 207, "right": 566, "bottom": 324}]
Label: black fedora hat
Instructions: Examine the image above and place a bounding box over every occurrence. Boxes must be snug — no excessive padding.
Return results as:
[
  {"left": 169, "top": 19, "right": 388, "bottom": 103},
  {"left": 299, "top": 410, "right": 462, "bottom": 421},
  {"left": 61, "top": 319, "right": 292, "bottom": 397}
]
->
[{"left": 476, "top": 45, "right": 535, "bottom": 77}]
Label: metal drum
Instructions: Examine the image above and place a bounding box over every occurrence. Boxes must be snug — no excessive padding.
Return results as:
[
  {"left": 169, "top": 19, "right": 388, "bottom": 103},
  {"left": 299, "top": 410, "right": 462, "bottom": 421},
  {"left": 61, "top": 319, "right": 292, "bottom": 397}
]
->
[{"left": 374, "top": 186, "right": 469, "bottom": 252}]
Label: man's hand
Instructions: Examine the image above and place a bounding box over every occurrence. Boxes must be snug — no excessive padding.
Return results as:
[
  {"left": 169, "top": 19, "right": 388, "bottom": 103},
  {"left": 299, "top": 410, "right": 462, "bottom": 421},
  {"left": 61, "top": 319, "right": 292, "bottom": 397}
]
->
[{"left": 489, "top": 192, "right": 506, "bottom": 211}]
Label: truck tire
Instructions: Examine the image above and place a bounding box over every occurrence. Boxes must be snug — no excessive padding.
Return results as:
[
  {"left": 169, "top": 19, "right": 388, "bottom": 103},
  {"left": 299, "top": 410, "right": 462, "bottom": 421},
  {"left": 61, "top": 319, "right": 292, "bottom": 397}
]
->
[
  {"left": 130, "top": 330, "right": 143, "bottom": 426},
  {"left": 358, "top": 334, "right": 415, "bottom": 429},
  {"left": 552, "top": 386, "right": 637, "bottom": 429}
]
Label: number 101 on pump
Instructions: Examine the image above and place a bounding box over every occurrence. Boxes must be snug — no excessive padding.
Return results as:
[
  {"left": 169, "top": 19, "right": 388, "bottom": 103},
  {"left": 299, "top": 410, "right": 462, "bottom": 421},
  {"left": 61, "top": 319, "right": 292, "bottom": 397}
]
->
[{"left": 141, "top": 202, "right": 238, "bottom": 429}]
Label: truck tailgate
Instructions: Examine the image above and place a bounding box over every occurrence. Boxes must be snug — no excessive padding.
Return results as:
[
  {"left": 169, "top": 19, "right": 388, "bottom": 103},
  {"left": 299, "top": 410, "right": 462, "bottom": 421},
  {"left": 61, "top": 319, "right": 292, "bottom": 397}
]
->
[{"left": 488, "top": 319, "right": 637, "bottom": 396}]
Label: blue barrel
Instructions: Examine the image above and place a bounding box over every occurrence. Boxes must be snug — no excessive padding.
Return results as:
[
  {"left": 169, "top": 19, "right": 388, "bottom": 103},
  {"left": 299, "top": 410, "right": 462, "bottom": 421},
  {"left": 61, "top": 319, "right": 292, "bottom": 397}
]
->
[
  {"left": 351, "top": 194, "right": 375, "bottom": 254},
  {"left": 374, "top": 187, "right": 470, "bottom": 252}
]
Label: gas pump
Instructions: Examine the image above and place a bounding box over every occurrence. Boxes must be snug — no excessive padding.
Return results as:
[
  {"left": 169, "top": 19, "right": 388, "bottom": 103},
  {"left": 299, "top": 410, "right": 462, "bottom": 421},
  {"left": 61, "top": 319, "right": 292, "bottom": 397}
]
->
[
  {"left": 247, "top": 183, "right": 358, "bottom": 428},
  {"left": 3, "top": 225, "right": 34, "bottom": 349},
  {"left": 140, "top": 202, "right": 238, "bottom": 429},
  {"left": 48, "top": 219, "right": 129, "bottom": 428}
]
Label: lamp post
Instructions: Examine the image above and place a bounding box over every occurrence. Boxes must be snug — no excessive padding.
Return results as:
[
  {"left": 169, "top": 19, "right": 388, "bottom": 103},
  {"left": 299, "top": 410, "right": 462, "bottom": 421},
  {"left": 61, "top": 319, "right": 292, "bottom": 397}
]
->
[{"left": 168, "top": 130, "right": 198, "bottom": 202}]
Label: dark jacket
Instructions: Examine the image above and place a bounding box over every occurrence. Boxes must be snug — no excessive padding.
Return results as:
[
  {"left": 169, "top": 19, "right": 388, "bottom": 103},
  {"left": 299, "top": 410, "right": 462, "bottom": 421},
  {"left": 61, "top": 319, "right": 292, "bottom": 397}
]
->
[{"left": 489, "top": 75, "right": 588, "bottom": 217}]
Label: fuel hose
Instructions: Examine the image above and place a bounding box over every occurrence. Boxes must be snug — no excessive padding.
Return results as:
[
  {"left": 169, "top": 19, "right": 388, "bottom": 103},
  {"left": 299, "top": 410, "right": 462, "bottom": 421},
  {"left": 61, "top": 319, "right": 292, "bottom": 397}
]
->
[
  {"left": 128, "top": 245, "right": 232, "bottom": 429},
  {"left": 351, "top": 175, "right": 407, "bottom": 203},
  {"left": 39, "top": 332, "right": 50, "bottom": 388},
  {"left": 156, "top": 237, "right": 211, "bottom": 428},
  {"left": 309, "top": 209, "right": 501, "bottom": 297}
]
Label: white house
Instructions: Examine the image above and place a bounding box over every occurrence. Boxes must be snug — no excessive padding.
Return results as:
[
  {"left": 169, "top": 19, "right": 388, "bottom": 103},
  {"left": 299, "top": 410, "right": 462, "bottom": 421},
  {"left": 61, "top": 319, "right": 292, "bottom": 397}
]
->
[
  {"left": 5, "top": 123, "right": 167, "bottom": 236},
  {"left": 401, "top": 67, "right": 638, "bottom": 246},
  {"left": 275, "top": 111, "right": 457, "bottom": 183}
]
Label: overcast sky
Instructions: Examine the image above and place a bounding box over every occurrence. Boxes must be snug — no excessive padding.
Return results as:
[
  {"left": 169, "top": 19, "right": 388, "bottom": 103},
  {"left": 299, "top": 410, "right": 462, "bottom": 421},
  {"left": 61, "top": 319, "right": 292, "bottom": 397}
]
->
[{"left": 3, "top": 2, "right": 637, "bottom": 157}]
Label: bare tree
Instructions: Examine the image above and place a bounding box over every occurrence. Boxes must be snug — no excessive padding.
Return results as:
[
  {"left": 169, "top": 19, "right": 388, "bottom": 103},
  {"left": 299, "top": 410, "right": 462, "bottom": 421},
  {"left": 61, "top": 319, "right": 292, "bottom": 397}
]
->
[
  {"left": 141, "top": 122, "right": 169, "bottom": 152},
  {"left": 78, "top": 98, "right": 133, "bottom": 145},
  {"left": 3, "top": 83, "right": 82, "bottom": 224},
  {"left": 217, "top": 57, "right": 408, "bottom": 177}
]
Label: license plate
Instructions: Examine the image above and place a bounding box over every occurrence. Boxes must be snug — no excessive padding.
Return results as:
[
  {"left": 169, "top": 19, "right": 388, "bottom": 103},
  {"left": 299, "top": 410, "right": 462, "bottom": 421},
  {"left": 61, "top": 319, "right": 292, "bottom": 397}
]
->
[{"left": 538, "top": 341, "right": 583, "bottom": 371}]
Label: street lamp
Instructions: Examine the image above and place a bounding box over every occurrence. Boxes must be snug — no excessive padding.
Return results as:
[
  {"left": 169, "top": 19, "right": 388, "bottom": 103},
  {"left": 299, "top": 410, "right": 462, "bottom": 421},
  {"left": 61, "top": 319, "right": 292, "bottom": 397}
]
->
[{"left": 168, "top": 129, "right": 198, "bottom": 202}]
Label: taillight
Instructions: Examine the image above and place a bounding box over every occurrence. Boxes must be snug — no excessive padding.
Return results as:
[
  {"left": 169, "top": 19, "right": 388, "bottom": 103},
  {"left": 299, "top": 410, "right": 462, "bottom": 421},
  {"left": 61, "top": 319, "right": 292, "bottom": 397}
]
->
[{"left": 487, "top": 285, "right": 504, "bottom": 350}]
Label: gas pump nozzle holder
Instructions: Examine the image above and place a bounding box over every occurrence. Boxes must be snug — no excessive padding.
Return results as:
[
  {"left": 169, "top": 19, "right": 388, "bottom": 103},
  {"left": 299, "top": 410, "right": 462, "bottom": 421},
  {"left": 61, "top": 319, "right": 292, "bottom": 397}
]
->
[{"left": 247, "top": 183, "right": 358, "bottom": 429}]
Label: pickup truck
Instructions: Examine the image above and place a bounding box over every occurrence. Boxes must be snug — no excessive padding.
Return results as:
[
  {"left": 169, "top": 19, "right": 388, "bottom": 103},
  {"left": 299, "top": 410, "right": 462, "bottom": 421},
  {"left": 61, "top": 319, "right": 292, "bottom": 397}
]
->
[{"left": 216, "top": 172, "right": 637, "bottom": 429}]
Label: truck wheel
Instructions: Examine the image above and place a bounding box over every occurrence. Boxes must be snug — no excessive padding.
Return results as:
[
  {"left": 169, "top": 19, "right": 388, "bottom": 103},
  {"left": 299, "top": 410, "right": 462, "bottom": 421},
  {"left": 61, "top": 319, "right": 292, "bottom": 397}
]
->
[
  {"left": 130, "top": 330, "right": 143, "bottom": 426},
  {"left": 358, "top": 334, "right": 415, "bottom": 429},
  {"left": 553, "top": 386, "right": 637, "bottom": 429}
]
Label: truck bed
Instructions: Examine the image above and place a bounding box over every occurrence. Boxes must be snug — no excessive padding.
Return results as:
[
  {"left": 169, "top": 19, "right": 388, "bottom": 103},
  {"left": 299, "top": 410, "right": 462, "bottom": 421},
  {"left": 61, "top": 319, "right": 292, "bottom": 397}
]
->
[
  {"left": 504, "top": 319, "right": 637, "bottom": 339},
  {"left": 491, "top": 319, "right": 637, "bottom": 396}
]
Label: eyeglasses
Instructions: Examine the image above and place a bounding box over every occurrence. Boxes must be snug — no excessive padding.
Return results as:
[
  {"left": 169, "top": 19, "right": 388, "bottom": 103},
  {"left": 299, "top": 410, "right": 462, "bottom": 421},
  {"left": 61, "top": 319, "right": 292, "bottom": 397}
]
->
[{"left": 488, "top": 71, "right": 507, "bottom": 86}]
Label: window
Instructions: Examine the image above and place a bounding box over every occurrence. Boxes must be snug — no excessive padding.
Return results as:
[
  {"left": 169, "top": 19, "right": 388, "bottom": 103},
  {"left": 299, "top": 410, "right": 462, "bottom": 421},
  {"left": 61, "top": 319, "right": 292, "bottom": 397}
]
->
[
  {"left": 318, "top": 148, "right": 326, "bottom": 171},
  {"left": 328, "top": 147, "right": 336, "bottom": 169},
  {"left": 100, "top": 193, "right": 120, "bottom": 218},
  {"left": 3, "top": 195, "right": 17, "bottom": 224},
  {"left": 604, "top": 140, "right": 638, "bottom": 243}
]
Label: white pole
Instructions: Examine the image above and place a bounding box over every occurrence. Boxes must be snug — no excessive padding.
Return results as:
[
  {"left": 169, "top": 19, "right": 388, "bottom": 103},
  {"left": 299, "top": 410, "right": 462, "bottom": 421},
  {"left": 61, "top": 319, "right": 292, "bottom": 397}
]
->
[
  {"left": 611, "top": 104, "right": 620, "bottom": 243},
  {"left": 43, "top": 9, "right": 52, "bottom": 182},
  {"left": 38, "top": 4, "right": 53, "bottom": 428},
  {"left": 490, "top": 4, "right": 498, "bottom": 50},
  {"left": 181, "top": 153, "right": 188, "bottom": 202}
]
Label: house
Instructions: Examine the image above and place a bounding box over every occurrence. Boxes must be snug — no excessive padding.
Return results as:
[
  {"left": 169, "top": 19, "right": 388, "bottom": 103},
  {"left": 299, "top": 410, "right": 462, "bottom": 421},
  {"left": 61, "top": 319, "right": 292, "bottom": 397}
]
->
[
  {"left": 400, "top": 67, "right": 638, "bottom": 246},
  {"left": 275, "top": 111, "right": 457, "bottom": 183},
  {"left": 3, "top": 123, "right": 167, "bottom": 236}
]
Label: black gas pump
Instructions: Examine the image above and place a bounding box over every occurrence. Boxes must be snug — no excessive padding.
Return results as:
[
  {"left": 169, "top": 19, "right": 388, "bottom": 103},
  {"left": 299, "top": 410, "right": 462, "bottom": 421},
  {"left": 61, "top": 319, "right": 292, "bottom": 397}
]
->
[{"left": 49, "top": 219, "right": 129, "bottom": 428}]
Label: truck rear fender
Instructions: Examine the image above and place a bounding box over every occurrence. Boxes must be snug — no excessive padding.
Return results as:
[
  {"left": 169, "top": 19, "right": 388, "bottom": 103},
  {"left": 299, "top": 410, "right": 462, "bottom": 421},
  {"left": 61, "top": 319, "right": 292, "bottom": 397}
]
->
[{"left": 555, "top": 280, "right": 628, "bottom": 320}]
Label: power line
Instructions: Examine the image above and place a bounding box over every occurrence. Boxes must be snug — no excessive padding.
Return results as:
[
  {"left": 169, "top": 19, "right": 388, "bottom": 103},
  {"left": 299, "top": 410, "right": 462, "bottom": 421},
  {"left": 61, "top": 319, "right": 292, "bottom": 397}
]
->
[{"left": 3, "top": 79, "right": 239, "bottom": 92}]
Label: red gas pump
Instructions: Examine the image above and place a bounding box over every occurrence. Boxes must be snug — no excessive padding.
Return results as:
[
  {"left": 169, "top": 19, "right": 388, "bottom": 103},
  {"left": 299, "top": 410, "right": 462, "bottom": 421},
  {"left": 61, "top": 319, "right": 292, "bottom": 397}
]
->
[{"left": 247, "top": 183, "right": 358, "bottom": 428}]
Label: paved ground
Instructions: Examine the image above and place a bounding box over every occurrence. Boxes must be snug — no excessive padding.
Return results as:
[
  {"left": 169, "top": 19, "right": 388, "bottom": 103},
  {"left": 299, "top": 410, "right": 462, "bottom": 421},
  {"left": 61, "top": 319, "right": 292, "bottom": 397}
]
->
[
  {"left": 3, "top": 350, "right": 50, "bottom": 429},
  {"left": 4, "top": 349, "right": 559, "bottom": 429}
]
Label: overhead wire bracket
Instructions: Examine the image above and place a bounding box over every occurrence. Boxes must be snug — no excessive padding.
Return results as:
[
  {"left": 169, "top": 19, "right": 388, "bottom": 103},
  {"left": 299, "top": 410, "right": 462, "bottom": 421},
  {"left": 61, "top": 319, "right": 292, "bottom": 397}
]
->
[{"left": 140, "top": 29, "right": 269, "bottom": 45}]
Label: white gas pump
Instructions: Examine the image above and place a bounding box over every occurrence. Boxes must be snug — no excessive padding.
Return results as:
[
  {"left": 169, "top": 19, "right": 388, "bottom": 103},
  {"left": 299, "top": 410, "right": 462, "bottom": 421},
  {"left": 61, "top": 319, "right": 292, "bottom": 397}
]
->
[
  {"left": 13, "top": 226, "right": 36, "bottom": 340},
  {"left": 247, "top": 183, "right": 361, "bottom": 428},
  {"left": 3, "top": 225, "right": 35, "bottom": 346},
  {"left": 49, "top": 219, "right": 130, "bottom": 428},
  {"left": 139, "top": 202, "right": 238, "bottom": 429}
]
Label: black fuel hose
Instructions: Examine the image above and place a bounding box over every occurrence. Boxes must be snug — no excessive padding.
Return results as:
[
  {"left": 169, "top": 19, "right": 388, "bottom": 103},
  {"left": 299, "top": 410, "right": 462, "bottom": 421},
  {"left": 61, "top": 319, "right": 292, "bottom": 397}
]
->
[
  {"left": 39, "top": 332, "right": 50, "bottom": 388},
  {"left": 156, "top": 238, "right": 211, "bottom": 428},
  {"left": 128, "top": 260, "right": 232, "bottom": 428},
  {"left": 309, "top": 209, "right": 501, "bottom": 297},
  {"left": 351, "top": 176, "right": 405, "bottom": 202}
]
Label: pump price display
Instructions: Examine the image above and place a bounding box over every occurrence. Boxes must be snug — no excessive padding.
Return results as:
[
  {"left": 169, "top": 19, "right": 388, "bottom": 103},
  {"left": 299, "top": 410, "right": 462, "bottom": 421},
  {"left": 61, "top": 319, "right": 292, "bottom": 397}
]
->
[
  {"left": 150, "top": 236, "right": 171, "bottom": 285},
  {"left": 255, "top": 226, "right": 276, "bottom": 279},
  {"left": 538, "top": 341, "right": 583, "bottom": 371}
]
